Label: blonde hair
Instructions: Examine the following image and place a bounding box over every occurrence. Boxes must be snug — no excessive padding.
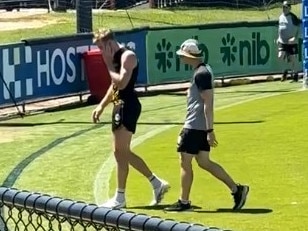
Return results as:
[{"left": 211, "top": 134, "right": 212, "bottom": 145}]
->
[{"left": 93, "top": 28, "right": 115, "bottom": 44}]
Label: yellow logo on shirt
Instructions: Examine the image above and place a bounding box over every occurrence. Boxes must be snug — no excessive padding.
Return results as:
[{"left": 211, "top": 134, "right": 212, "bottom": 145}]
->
[{"left": 112, "top": 85, "right": 122, "bottom": 105}]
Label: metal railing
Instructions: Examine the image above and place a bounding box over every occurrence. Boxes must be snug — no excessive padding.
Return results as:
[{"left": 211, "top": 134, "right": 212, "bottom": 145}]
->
[{"left": 0, "top": 187, "right": 231, "bottom": 231}]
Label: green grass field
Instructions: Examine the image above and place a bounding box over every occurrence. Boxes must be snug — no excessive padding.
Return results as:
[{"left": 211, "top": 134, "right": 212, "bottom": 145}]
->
[
  {"left": 0, "top": 3, "right": 302, "bottom": 43},
  {"left": 0, "top": 81, "right": 307, "bottom": 231}
]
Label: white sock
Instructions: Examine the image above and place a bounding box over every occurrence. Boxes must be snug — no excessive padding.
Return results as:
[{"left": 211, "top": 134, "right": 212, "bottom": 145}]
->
[
  {"left": 231, "top": 185, "right": 238, "bottom": 194},
  {"left": 114, "top": 188, "right": 125, "bottom": 202},
  {"left": 180, "top": 199, "right": 190, "bottom": 204},
  {"left": 148, "top": 174, "right": 161, "bottom": 189}
]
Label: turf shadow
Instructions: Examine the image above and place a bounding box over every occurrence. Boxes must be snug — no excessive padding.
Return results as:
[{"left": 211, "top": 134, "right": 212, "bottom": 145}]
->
[
  {"left": 216, "top": 89, "right": 293, "bottom": 94},
  {"left": 128, "top": 205, "right": 272, "bottom": 214},
  {"left": 1, "top": 124, "right": 103, "bottom": 187},
  {"left": 0, "top": 121, "right": 182, "bottom": 126},
  {"left": 127, "top": 204, "right": 202, "bottom": 210},
  {"left": 0, "top": 120, "right": 264, "bottom": 127},
  {"left": 142, "top": 103, "right": 184, "bottom": 112},
  {"left": 160, "top": 92, "right": 187, "bottom": 96},
  {"left": 0, "top": 120, "right": 93, "bottom": 127},
  {"left": 195, "top": 208, "right": 273, "bottom": 214},
  {"left": 137, "top": 121, "right": 265, "bottom": 125},
  {"left": 215, "top": 120, "right": 264, "bottom": 124},
  {"left": 161, "top": 89, "right": 293, "bottom": 96}
]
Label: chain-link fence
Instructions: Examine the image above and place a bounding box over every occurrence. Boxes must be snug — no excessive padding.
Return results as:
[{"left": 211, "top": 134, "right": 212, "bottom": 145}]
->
[{"left": 0, "top": 187, "right": 231, "bottom": 231}]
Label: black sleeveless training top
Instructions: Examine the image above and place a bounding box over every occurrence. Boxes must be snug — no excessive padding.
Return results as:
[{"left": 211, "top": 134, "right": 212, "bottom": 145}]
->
[{"left": 111, "top": 47, "right": 139, "bottom": 104}]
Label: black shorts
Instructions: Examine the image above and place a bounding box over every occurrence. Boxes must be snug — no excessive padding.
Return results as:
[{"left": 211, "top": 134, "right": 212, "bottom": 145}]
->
[
  {"left": 112, "top": 100, "right": 141, "bottom": 134},
  {"left": 278, "top": 42, "right": 298, "bottom": 56},
  {"left": 177, "top": 128, "right": 210, "bottom": 154}
]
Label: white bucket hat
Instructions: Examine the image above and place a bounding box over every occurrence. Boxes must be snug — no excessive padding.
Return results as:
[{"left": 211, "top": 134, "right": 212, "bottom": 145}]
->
[
  {"left": 176, "top": 39, "right": 203, "bottom": 59},
  {"left": 282, "top": 1, "right": 291, "bottom": 7}
]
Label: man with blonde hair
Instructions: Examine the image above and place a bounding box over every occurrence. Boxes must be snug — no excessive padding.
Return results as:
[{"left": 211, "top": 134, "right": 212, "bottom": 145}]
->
[
  {"left": 165, "top": 39, "right": 249, "bottom": 212},
  {"left": 92, "top": 28, "right": 170, "bottom": 209}
]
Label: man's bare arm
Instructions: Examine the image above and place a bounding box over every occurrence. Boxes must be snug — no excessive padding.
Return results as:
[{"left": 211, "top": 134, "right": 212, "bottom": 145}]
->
[
  {"left": 106, "top": 51, "right": 137, "bottom": 90},
  {"left": 194, "top": 70, "right": 214, "bottom": 130},
  {"left": 291, "top": 13, "right": 301, "bottom": 41},
  {"left": 98, "top": 84, "right": 113, "bottom": 108},
  {"left": 200, "top": 89, "right": 214, "bottom": 130}
]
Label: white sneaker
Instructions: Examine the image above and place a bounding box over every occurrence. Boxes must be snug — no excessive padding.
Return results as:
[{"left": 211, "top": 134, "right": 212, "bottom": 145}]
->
[
  {"left": 149, "top": 180, "right": 170, "bottom": 206},
  {"left": 100, "top": 198, "right": 126, "bottom": 209}
]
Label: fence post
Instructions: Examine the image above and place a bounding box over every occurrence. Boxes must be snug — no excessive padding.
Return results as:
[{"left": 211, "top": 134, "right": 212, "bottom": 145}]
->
[
  {"left": 76, "top": 0, "right": 93, "bottom": 33},
  {"left": 149, "top": 0, "right": 155, "bottom": 8},
  {"left": 110, "top": 0, "right": 116, "bottom": 9},
  {"left": 302, "top": 0, "right": 308, "bottom": 89},
  {"left": 53, "top": 0, "right": 67, "bottom": 11}
]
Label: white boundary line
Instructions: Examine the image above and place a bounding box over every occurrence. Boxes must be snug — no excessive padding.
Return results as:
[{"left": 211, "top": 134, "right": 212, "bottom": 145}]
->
[
  {"left": 93, "top": 89, "right": 302, "bottom": 204},
  {"left": 93, "top": 125, "right": 176, "bottom": 205}
]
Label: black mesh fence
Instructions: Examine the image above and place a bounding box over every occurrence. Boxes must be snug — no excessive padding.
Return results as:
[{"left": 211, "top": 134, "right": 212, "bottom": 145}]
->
[
  {"left": 0, "top": 187, "right": 231, "bottom": 231},
  {"left": 0, "top": 0, "right": 302, "bottom": 10}
]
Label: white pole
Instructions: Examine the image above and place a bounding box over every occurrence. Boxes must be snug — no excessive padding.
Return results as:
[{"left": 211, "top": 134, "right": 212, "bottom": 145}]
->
[
  {"left": 303, "top": 71, "right": 308, "bottom": 90},
  {"left": 302, "top": 0, "right": 308, "bottom": 90}
]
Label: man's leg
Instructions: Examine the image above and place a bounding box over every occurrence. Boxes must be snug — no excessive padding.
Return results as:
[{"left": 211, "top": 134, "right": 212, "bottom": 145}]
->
[
  {"left": 101, "top": 126, "right": 132, "bottom": 209},
  {"left": 289, "top": 54, "right": 298, "bottom": 82},
  {"left": 165, "top": 129, "right": 197, "bottom": 212},
  {"left": 195, "top": 151, "right": 249, "bottom": 210},
  {"left": 127, "top": 151, "right": 170, "bottom": 206},
  {"left": 288, "top": 45, "right": 299, "bottom": 82},
  {"left": 278, "top": 49, "right": 288, "bottom": 82},
  {"left": 180, "top": 153, "right": 194, "bottom": 202},
  {"left": 164, "top": 153, "right": 194, "bottom": 212},
  {"left": 195, "top": 151, "right": 237, "bottom": 191},
  {"left": 126, "top": 100, "right": 170, "bottom": 206},
  {"left": 127, "top": 152, "right": 152, "bottom": 178}
]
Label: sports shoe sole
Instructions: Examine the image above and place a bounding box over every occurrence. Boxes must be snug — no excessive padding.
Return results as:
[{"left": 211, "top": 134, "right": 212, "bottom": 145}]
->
[
  {"left": 100, "top": 202, "right": 126, "bottom": 210},
  {"left": 164, "top": 208, "right": 194, "bottom": 213}
]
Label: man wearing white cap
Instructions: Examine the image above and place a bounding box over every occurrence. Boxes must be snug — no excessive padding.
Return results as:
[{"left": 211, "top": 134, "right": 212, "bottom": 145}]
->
[
  {"left": 277, "top": 1, "right": 301, "bottom": 82},
  {"left": 164, "top": 39, "right": 249, "bottom": 212}
]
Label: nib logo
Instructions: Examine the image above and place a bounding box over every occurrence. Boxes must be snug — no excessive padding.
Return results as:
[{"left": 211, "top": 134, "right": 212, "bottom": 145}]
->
[
  {"left": 155, "top": 38, "right": 173, "bottom": 73},
  {"left": 238, "top": 32, "right": 270, "bottom": 66},
  {"left": 220, "top": 32, "right": 270, "bottom": 66},
  {"left": 220, "top": 33, "right": 237, "bottom": 66}
]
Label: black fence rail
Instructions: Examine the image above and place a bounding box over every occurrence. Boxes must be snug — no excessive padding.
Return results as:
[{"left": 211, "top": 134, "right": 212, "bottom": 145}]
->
[
  {"left": 149, "top": 0, "right": 302, "bottom": 8},
  {"left": 0, "top": 187, "right": 231, "bottom": 231}
]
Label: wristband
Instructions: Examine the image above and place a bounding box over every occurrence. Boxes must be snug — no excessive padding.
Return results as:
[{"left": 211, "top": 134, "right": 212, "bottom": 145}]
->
[{"left": 206, "top": 129, "right": 214, "bottom": 133}]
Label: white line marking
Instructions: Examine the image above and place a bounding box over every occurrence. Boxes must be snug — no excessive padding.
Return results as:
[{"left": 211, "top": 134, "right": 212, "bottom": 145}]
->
[
  {"left": 93, "top": 88, "right": 301, "bottom": 204},
  {"left": 93, "top": 125, "right": 175, "bottom": 205},
  {"left": 216, "top": 88, "right": 303, "bottom": 110}
]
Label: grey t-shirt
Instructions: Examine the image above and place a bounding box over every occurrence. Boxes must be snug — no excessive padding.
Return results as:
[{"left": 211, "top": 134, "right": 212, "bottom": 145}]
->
[
  {"left": 278, "top": 12, "right": 301, "bottom": 44},
  {"left": 183, "top": 63, "right": 214, "bottom": 131}
]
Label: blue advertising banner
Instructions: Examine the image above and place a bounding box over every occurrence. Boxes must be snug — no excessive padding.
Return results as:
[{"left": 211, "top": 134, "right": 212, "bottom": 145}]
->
[
  {"left": 27, "top": 39, "right": 92, "bottom": 99},
  {"left": 0, "top": 29, "right": 147, "bottom": 107},
  {"left": 0, "top": 40, "right": 92, "bottom": 106},
  {"left": 115, "top": 29, "right": 148, "bottom": 85},
  {"left": 0, "top": 43, "right": 26, "bottom": 106}
]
